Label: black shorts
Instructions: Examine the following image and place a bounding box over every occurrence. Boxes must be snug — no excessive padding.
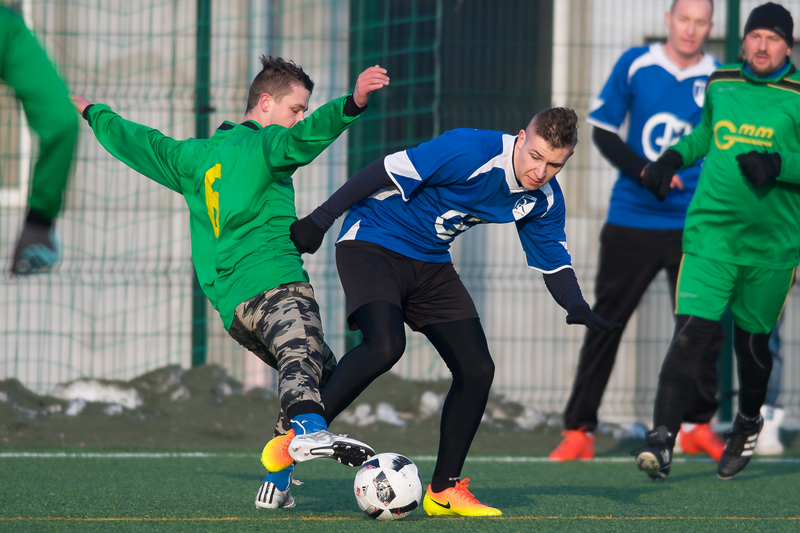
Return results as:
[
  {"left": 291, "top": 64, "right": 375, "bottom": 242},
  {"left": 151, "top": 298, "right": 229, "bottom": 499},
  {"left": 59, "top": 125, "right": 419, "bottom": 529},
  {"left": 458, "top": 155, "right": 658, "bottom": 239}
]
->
[{"left": 335, "top": 240, "right": 479, "bottom": 331}]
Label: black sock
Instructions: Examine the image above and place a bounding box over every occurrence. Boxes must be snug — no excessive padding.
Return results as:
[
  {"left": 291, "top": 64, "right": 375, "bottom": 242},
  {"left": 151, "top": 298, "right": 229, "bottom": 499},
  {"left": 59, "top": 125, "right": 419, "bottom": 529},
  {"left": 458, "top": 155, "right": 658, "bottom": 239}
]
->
[
  {"left": 733, "top": 325, "right": 773, "bottom": 419},
  {"left": 430, "top": 475, "right": 459, "bottom": 493}
]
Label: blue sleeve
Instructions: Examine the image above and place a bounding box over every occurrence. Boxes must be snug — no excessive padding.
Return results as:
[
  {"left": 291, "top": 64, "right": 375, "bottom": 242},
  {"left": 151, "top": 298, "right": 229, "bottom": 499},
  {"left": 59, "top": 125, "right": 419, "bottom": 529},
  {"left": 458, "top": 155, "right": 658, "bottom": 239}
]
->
[
  {"left": 515, "top": 189, "right": 572, "bottom": 272},
  {"left": 587, "top": 48, "right": 640, "bottom": 133},
  {"left": 383, "top": 129, "right": 492, "bottom": 200}
]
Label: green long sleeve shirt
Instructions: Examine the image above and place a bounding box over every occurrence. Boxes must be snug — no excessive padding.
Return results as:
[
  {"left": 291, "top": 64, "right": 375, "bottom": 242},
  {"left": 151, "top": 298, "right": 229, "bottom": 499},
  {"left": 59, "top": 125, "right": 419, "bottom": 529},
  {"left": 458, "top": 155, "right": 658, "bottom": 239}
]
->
[
  {"left": 86, "top": 96, "right": 359, "bottom": 326},
  {"left": 0, "top": 7, "right": 78, "bottom": 220},
  {"left": 671, "top": 62, "right": 800, "bottom": 269}
]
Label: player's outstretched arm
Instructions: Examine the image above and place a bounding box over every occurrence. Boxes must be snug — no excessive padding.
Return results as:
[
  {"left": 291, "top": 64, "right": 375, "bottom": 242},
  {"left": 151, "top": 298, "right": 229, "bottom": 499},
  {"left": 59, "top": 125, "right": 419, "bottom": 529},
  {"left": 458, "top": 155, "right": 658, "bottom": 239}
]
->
[
  {"left": 290, "top": 158, "right": 394, "bottom": 254},
  {"left": 543, "top": 269, "right": 622, "bottom": 331},
  {"left": 72, "top": 95, "right": 192, "bottom": 194},
  {"left": 264, "top": 66, "right": 389, "bottom": 180}
]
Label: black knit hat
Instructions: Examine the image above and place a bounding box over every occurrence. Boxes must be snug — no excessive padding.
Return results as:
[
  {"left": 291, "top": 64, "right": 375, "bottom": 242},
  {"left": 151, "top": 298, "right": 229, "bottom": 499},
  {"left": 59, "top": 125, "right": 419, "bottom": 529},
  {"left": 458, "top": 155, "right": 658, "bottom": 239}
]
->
[{"left": 744, "top": 2, "right": 794, "bottom": 47}]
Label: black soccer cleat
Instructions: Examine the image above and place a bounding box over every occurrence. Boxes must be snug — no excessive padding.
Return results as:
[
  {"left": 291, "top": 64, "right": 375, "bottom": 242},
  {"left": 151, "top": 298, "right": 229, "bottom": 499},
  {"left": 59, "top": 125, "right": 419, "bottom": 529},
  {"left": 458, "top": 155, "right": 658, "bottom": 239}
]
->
[
  {"left": 632, "top": 426, "right": 674, "bottom": 481},
  {"left": 718, "top": 413, "right": 763, "bottom": 480}
]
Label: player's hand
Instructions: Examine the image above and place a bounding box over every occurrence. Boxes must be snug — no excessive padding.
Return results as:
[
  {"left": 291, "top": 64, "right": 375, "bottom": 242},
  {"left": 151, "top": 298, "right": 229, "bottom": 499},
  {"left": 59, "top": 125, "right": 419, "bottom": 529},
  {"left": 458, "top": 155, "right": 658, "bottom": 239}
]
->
[
  {"left": 352, "top": 66, "right": 389, "bottom": 108},
  {"left": 70, "top": 95, "right": 93, "bottom": 115},
  {"left": 737, "top": 151, "right": 782, "bottom": 188},
  {"left": 290, "top": 215, "right": 327, "bottom": 254},
  {"left": 566, "top": 305, "right": 622, "bottom": 331},
  {"left": 670, "top": 174, "right": 684, "bottom": 190},
  {"left": 11, "top": 217, "right": 61, "bottom": 275},
  {"left": 640, "top": 149, "right": 683, "bottom": 201}
]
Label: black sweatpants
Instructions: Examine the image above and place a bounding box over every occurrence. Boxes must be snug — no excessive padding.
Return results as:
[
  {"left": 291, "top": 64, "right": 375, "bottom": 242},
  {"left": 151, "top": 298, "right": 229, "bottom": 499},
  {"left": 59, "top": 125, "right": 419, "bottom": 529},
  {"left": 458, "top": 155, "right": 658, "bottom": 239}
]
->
[{"left": 563, "top": 223, "right": 721, "bottom": 431}]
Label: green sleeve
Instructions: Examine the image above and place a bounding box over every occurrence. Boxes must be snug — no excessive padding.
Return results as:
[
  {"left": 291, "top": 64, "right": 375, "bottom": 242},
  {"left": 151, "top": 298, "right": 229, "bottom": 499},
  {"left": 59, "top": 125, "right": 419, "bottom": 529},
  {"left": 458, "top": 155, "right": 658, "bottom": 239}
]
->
[
  {"left": 86, "top": 104, "right": 195, "bottom": 193},
  {"left": 776, "top": 152, "right": 800, "bottom": 185},
  {"left": 0, "top": 8, "right": 78, "bottom": 220},
  {"left": 262, "top": 95, "right": 359, "bottom": 180},
  {"left": 672, "top": 89, "right": 714, "bottom": 168}
]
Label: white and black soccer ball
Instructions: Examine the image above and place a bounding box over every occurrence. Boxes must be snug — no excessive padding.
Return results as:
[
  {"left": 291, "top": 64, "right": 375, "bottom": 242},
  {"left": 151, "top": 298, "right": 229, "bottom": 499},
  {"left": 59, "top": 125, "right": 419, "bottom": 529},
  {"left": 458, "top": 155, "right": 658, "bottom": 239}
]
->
[{"left": 353, "top": 453, "right": 423, "bottom": 520}]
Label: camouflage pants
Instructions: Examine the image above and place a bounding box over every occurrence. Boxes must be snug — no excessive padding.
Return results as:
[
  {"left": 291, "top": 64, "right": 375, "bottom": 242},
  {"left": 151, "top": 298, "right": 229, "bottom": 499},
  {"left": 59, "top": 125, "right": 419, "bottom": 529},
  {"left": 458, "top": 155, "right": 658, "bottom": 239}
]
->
[{"left": 228, "top": 282, "right": 337, "bottom": 437}]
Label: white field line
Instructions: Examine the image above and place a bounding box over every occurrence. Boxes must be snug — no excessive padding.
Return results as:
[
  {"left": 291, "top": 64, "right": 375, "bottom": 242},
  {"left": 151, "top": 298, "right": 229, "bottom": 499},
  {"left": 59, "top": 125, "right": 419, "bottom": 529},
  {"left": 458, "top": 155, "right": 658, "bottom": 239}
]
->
[{"left": 0, "top": 452, "right": 799, "bottom": 463}]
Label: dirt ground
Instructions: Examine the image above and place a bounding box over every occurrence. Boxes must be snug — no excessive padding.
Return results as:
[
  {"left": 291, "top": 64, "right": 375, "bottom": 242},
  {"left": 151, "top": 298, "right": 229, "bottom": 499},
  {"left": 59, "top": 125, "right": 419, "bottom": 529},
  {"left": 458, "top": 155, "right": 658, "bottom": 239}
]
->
[{"left": 1, "top": 365, "right": 796, "bottom": 454}]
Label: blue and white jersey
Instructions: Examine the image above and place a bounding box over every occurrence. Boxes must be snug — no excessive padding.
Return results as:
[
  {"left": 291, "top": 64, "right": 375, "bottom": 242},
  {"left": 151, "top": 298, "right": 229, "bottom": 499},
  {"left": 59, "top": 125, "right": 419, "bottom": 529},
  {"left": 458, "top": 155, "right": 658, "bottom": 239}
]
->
[
  {"left": 588, "top": 43, "right": 718, "bottom": 229},
  {"left": 336, "top": 129, "right": 572, "bottom": 273}
]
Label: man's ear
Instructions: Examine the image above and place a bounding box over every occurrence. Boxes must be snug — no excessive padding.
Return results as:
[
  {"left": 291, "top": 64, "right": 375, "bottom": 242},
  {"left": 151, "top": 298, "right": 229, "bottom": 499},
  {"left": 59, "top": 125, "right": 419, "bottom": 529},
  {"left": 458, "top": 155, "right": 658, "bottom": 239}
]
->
[{"left": 260, "top": 93, "right": 272, "bottom": 112}]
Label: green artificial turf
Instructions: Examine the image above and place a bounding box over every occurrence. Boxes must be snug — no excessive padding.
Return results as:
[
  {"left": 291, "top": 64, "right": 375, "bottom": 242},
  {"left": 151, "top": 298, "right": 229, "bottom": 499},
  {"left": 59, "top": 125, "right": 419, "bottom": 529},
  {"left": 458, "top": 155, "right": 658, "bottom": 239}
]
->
[{"left": 1, "top": 450, "right": 799, "bottom": 532}]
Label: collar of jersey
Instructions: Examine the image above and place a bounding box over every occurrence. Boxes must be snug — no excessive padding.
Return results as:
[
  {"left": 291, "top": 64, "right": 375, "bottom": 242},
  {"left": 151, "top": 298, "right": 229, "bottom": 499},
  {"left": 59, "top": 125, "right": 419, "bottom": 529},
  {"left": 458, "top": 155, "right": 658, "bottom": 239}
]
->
[
  {"left": 504, "top": 134, "right": 524, "bottom": 193},
  {"left": 740, "top": 60, "right": 794, "bottom": 84},
  {"left": 217, "top": 120, "right": 261, "bottom": 131}
]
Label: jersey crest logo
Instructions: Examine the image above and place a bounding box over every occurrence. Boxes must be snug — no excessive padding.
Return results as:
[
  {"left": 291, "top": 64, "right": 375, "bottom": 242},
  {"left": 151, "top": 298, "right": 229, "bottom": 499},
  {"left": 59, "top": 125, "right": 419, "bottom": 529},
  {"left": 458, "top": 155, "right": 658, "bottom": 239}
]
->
[
  {"left": 434, "top": 209, "right": 485, "bottom": 241},
  {"left": 512, "top": 195, "right": 537, "bottom": 220},
  {"left": 693, "top": 79, "right": 707, "bottom": 107},
  {"left": 641, "top": 112, "right": 693, "bottom": 161}
]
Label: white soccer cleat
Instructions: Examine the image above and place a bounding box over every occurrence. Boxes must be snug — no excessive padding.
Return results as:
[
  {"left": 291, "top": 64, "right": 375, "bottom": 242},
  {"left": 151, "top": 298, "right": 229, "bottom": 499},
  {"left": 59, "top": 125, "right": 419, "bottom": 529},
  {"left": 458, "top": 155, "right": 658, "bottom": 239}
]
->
[
  {"left": 287, "top": 430, "right": 375, "bottom": 466},
  {"left": 755, "top": 405, "right": 785, "bottom": 455},
  {"left": 255, "top": 480, "right": 296, "bottom": 509}
]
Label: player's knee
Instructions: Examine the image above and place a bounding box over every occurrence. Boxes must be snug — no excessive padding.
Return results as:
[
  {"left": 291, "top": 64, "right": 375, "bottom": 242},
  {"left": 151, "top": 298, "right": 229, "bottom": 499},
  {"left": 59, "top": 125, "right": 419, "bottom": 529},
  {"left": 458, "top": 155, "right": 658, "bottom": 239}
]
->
[
  {"left": 363, "top": 328, "right": 406, "bottom": 372},
  {"left": 460, "top": 352, "right": 495, "bottom": 390}
]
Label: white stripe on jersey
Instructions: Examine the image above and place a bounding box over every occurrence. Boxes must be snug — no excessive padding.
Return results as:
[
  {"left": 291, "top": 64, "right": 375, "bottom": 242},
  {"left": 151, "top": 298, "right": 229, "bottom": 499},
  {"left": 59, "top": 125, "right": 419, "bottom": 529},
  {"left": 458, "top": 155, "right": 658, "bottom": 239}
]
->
[
  {"left": 467, "top": 134, "right": 519, "bottom": 192},
  {"left": 384, "top": 151, "right": 421, "bottom": 201},
  {"left": 539, "top": 182, "right": 555, "bottom": 217},
  {"left": 337, "top": 220, "right": 361, "bottom": 243},
  {"left": 628, "top": 43, "right": 716, "bottom": 83}
]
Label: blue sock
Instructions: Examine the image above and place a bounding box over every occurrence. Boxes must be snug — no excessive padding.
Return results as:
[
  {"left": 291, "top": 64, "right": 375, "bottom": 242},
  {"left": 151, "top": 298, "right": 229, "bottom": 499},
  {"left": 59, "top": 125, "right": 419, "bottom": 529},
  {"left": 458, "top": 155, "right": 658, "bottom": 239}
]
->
[
  {"left": 264, "top": 464, "right": 294, "bottom": 491},
  {"left": 290, "top": 413, "right": 327, "bottom": 435}
]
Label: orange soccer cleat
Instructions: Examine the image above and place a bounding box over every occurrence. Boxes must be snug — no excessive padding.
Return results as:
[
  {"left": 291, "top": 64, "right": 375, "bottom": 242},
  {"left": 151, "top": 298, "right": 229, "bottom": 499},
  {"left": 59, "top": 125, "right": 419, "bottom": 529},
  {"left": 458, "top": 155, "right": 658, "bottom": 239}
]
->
[
  {"left": 677, "top": 423, "right": 724, "bottom": 461},
  {"left": 423, "top": 478, "right": 502, "bottom": 517},
  {"left": 261, "top": 429, "right": 295, "bottom": 473},
  {"left": 549, "top": 429, "right": 594, "bottom": 461}
]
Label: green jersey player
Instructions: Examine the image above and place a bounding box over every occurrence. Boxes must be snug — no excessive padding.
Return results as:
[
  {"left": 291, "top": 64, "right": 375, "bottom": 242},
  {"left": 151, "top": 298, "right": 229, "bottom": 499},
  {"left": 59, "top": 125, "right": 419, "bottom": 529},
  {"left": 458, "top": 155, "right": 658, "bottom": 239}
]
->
[
  {"left": 635, "top": 2, "right": 798, "bottom": 481},
  {"left": 73, "top": 57, "right": 389, "bottom": 508},
  {"left": 1, "top": 7, "right": 79, "bottom": 274}
]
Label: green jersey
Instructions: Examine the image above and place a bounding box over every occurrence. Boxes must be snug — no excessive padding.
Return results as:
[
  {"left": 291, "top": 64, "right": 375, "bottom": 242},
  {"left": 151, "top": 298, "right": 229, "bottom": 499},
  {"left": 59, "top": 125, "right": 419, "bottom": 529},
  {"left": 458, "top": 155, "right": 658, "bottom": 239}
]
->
[
  {"left": 86, "top": 96, "right": 358, "bottom": 323},
  {"left": 1, "top": 7, "right": 78, "bottom": 220},
  {"left": 672, "top": 62, "right": 800, "bottom": 270}
]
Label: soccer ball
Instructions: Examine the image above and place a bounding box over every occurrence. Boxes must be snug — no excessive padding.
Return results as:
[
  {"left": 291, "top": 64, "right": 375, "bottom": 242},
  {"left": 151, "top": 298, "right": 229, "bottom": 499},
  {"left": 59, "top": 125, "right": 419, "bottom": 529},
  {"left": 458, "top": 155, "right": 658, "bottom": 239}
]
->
[{"left": 353, "top": 453, "right": 424, "bottom": 520}]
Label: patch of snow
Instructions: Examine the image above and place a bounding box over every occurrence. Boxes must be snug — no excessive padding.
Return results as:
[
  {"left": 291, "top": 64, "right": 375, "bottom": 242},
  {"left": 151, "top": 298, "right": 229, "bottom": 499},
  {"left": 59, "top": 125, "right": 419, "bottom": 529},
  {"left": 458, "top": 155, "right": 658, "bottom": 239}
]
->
[
  {"left": 170, "top": 386, "right": 190, "bottom": 402},
  {"left": 46, "top": 404, "right": 62, "bottom": 414},
  {"left": 515, "top": 407, "right": 547, "bottom": 430},
  {"left": 339, "top": 404, "right": 376, "bottom": 427},
  {"left": 13, "top": 404, "right": 37, "bottom": 419},
  {"left": 375, "top": 402, "right": 406, "bottom": 428},
  {"left": 419, "top": 391, "right": 444, "bottom": 419},
  {"left": 65, "top": 398, "right": 86, "bottom": 416},
  {"left": 0, "top": 391, "right": 7, "bottom": 402},
  {"left": 53, "top": 380, "right": 142, "bottom": 410},
  {"left": 103, "top": 404, "right": 124, "bottom": 416}
]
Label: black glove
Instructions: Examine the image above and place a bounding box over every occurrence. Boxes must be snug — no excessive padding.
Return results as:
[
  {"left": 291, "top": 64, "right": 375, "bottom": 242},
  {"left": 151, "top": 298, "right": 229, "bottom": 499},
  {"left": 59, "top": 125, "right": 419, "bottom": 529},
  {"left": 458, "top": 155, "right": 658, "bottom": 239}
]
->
[
  {"left": 566, "top": 305, "right": 622, "bottom": 331},
  {"left": 736, "top": 151, "right": 782, "bottom": 189},
  {"left": 641, "top": 149, "right": 683, "bottom": 201},
  {"left": 289, "top": 214, "right": 326, "bottom": 254},
  {"left": 11, "top": 212, "right": 61, "bottom": 275}
]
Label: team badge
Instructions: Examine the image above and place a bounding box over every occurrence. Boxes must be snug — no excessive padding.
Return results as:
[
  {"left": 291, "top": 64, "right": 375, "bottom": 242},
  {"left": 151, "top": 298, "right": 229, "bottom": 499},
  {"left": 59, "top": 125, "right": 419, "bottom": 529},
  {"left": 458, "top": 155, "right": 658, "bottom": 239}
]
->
[
  {"left": 512, "top": 195, "right": 537, "bottom": 220},
  {"left": 693, "top": 79, "right": 706, "bottom": 108}
]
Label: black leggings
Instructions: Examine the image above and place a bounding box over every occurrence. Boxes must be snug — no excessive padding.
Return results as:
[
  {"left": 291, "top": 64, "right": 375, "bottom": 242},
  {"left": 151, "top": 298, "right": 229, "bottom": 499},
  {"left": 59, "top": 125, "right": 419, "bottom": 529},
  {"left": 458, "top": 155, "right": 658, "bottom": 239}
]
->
[
  {"left": 655, "top": 316, "right": 772, "bottom": 434},
  {"left": 321, "top": 302, "right": 495, "bottom": 479}
]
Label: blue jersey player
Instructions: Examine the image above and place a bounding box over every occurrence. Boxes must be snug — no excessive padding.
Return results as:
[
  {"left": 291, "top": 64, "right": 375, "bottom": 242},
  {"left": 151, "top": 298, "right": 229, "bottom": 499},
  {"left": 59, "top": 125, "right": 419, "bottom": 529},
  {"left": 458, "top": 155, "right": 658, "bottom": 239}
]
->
[
  {"left": 289, "top": 107, "right": 620, "bottom": 517},
  {"left": 550, "top": 0, "right": 725, "bottom": 463}
]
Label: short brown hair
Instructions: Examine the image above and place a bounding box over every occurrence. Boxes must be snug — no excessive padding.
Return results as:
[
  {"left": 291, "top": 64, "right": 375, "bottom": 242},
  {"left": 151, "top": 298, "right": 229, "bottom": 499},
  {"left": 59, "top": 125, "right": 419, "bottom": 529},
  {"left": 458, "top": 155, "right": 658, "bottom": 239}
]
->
[
  {"left": 529, "top": 107, "right": 579, "bottom": 149},
  {"left": 671, "top": 0, "right": 714, "bottom": 16},
  {"left": 246, "top": 55, "right": 314, "bottom": 112}
]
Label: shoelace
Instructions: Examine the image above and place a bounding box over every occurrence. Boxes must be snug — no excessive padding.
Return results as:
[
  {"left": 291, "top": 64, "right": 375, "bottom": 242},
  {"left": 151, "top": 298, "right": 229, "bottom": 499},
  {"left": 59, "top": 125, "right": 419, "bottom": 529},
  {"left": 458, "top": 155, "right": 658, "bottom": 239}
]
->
[{"left": 452, "top": 478, "right": 480, "bottom": 503}]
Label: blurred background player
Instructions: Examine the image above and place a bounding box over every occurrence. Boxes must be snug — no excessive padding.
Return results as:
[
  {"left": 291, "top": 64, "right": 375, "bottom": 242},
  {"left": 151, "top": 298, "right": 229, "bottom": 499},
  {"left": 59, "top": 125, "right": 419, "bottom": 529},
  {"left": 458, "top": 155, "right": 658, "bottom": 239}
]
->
[
  {"left": 549, "top": 0, "right": 725, "bottom": 462},
  {"left": 756, "top": 317, "right": 786, "bottom": 454},
  {"left": 1, "top": 6, "right": 78, "bottom": 274},
  {"left": 289, "top": 107, "right": 620, "bottom": 516},
  {"left": 635, "top": 2, "right": 798, "bottom": 481},
  {"left": 73, "top": 58, "right": 389, "bottom": 508}
]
